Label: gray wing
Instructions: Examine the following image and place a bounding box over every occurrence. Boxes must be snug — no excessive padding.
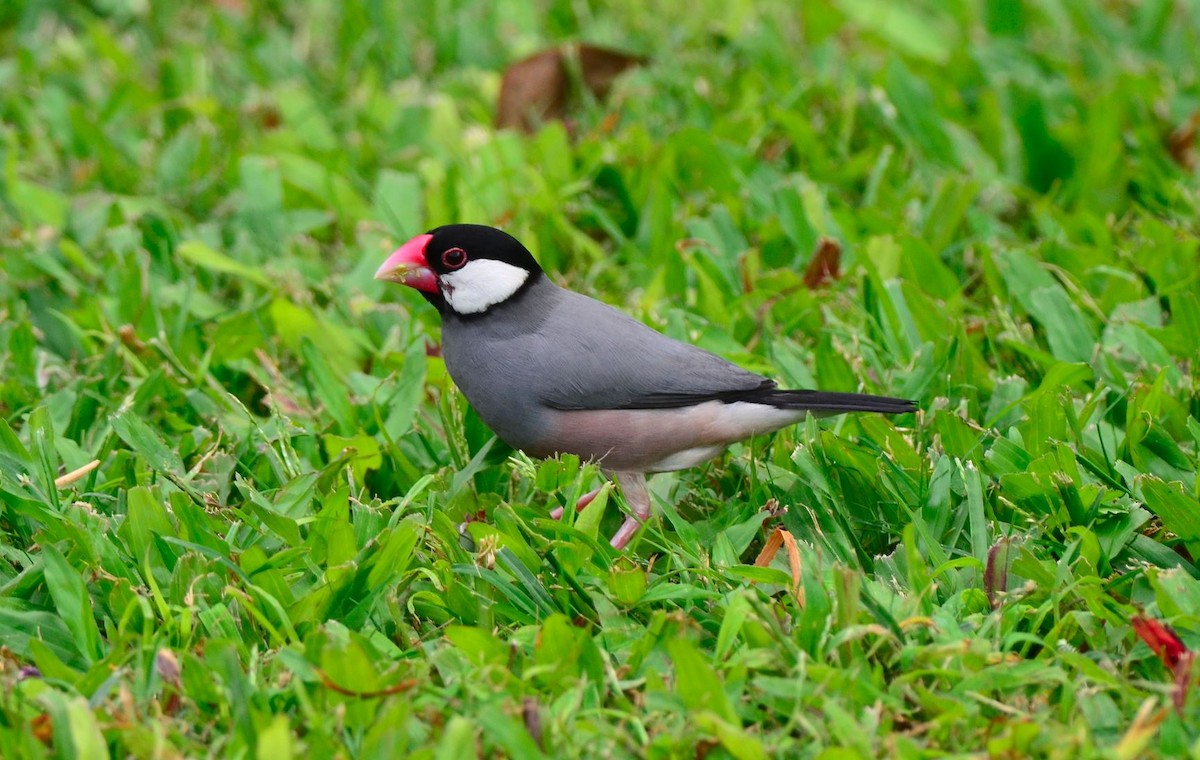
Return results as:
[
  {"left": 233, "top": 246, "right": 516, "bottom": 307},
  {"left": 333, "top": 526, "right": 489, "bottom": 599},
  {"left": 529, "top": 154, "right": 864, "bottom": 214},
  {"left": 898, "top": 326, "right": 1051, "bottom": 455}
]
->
[{"left": 532, "top": 289, "right": 772, "bottom": 411}]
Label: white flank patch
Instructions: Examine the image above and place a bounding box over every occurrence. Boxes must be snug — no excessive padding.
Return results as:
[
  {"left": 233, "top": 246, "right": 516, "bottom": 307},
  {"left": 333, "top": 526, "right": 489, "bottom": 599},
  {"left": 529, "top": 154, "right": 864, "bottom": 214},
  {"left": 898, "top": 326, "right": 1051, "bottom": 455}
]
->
[
  {"left": 440, "top": 259, "right": 531, "bottom": 315},
  {"left": 650, "top": 445, "right": 727, "bottom": 472},
  {"left": 644, "top": 401, "right": 808, "bottom": 473},
  {"left": 715, "top": 401, "right": 806, "bottom": 437}
]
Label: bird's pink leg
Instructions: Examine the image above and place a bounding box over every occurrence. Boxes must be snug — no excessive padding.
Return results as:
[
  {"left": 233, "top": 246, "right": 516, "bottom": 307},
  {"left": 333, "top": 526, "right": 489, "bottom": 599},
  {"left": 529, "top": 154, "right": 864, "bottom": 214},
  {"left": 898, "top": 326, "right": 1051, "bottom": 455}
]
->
[
  {"left": 549, "top": 485, "right": 602, "bottom": 521},
  {"left": 609, "top": 472, "right": 651, "bottom": 550}
]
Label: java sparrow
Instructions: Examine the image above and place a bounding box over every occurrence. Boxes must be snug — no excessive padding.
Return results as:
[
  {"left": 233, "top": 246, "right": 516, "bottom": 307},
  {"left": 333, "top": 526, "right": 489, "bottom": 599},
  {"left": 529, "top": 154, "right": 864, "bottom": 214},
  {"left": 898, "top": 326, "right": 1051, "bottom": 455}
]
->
[{"left": 376, "top": 224, "right": 916, "bottom": 550}]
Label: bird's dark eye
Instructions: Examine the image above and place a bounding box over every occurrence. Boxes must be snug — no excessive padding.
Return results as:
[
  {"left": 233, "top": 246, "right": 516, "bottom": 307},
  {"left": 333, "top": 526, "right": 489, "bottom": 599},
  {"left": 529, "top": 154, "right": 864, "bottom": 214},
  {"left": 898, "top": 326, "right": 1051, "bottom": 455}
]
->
[{"left": 441, "top": 247, "right": 468, "bottom": 270}]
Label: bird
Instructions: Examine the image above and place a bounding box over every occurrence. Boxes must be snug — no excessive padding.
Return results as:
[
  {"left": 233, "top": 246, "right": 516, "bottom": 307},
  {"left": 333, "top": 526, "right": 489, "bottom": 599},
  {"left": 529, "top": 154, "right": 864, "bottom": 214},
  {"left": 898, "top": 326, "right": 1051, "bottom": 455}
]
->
[{"left": 375, "top": 224, "right": 916, "bottom": 549}]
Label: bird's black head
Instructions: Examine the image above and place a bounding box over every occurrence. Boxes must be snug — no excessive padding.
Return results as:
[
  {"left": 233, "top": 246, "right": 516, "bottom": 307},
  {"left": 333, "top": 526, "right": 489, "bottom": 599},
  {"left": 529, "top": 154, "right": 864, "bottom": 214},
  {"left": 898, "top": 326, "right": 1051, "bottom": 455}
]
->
[
  {"left": 375, "top": 224, "right": 544, "bottom": 316},
  {"left": 424, "top": 224, "right": 542, "bottom": 277}
]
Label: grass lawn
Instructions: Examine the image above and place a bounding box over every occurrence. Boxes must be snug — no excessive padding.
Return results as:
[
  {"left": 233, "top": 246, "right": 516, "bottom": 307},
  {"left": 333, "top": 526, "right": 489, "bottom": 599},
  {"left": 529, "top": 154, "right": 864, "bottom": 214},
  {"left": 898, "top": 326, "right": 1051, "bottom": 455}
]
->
[{"left": 2, "top": 0, "right": 1200, "bottom": 757}]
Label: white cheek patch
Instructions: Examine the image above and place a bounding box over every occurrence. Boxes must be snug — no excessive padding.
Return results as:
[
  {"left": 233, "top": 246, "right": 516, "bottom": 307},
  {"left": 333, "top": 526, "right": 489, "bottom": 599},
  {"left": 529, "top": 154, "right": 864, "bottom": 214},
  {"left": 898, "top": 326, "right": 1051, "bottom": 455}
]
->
[{"left": 440, "top": 259, "right": 531, "bottom": 315}]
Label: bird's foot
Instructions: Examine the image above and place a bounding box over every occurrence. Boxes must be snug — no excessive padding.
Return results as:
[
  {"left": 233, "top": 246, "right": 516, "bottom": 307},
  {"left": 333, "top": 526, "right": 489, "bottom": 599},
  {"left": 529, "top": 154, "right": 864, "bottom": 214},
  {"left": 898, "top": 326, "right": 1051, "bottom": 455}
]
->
[
  {"left": 608, "top": 471, "right": 651, "bottom": 550},
  {"left": 549, "top": 486, "right": 602, "bottom": 521},
  {"left": 609, "top": 515, "right": 644, "bottom": 550}
]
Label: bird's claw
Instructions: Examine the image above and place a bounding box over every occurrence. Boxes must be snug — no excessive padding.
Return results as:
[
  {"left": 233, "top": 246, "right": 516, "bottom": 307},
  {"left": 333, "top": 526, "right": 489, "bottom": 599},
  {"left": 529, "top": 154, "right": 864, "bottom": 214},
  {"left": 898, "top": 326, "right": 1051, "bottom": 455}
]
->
[
  {"left": 549, "top": 475, "right": 650, "bottom": 550},
  {"left": 609, "top": 515, "right": 644, "bottom": 550},
  {"left": 549, "top": 486, "right": 602, "bottom": 521}
]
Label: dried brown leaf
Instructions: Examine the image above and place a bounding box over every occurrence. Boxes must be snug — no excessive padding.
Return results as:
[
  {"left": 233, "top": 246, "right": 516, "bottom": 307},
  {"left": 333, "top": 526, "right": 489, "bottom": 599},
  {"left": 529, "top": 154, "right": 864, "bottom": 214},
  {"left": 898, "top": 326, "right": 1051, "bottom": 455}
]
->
[
  {"left": 803, "top": 238, "right": 841, "bottom": 289},
  {"left": 54, "top": 459, "right": 100, "bottom": 489},
  {"left": 156, "top": 648, "right": 181, "bottom": 687},
  {"left": 754, "top": 527, "right": 805, "bottom": 607},
  {"left": 496, "top": 44, "right": 644, "bottom": 133},
  {"left": 318, "top": 669, "right": 419, "bottom": 698},
  {"left": 1166, "top": 112, "right": 1200, "bottom": 170},
  {"left": 523, "top": 697, "right": 544, "bottom": 750},
  {"left": 984, "top": 539, "right": 1011, "bottom": 609}
]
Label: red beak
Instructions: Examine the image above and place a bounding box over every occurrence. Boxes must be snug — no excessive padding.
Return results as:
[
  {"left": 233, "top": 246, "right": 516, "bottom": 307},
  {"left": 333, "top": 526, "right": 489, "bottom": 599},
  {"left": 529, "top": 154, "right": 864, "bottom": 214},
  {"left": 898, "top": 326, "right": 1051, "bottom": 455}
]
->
[{"left": 374, "top": 233, "right": 438, "bottom": 293}]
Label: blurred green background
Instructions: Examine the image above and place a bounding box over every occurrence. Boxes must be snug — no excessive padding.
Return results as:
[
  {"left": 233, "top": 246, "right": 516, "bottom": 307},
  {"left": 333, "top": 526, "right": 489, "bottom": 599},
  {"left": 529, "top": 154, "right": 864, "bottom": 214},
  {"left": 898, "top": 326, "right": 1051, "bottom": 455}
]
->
[{"left": 2, "top": 1, "right": 1200, "bottom": 757}]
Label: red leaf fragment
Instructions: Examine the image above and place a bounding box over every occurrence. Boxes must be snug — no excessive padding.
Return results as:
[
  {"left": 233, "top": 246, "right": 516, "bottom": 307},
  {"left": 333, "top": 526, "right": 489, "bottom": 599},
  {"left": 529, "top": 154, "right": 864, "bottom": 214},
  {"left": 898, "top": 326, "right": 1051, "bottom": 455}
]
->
[
  {"left": 1132, "top": 615, "right": 1188, "bottom": 669},
  {"left": 1132, "top": 615, "right": 1194, "bottom": 713}
]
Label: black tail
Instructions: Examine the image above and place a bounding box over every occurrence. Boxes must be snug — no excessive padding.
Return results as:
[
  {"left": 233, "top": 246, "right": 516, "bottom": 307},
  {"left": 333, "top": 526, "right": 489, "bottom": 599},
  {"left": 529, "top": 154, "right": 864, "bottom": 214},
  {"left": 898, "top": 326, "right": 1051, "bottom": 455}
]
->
[
  {"left": 761, "top": 389, "right": 917, "bottom": 414},
  {"left": 615, "top": 383, "right": 917, "bottom": 413}
]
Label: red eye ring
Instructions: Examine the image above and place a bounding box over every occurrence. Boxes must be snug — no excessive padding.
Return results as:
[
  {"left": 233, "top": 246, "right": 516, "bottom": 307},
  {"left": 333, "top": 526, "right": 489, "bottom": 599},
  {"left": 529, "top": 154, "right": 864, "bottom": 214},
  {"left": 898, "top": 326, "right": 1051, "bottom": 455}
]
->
[{"left": 441, "top": 247, "right": 468, "bottom": 270}]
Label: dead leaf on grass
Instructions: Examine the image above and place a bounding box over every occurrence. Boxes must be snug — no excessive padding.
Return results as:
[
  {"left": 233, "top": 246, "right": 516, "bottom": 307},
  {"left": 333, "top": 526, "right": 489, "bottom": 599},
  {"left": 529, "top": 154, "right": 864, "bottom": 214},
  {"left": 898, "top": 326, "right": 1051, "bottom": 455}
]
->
[{"left": 496, "top": 44, "right": 644, "bottom": 133}]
